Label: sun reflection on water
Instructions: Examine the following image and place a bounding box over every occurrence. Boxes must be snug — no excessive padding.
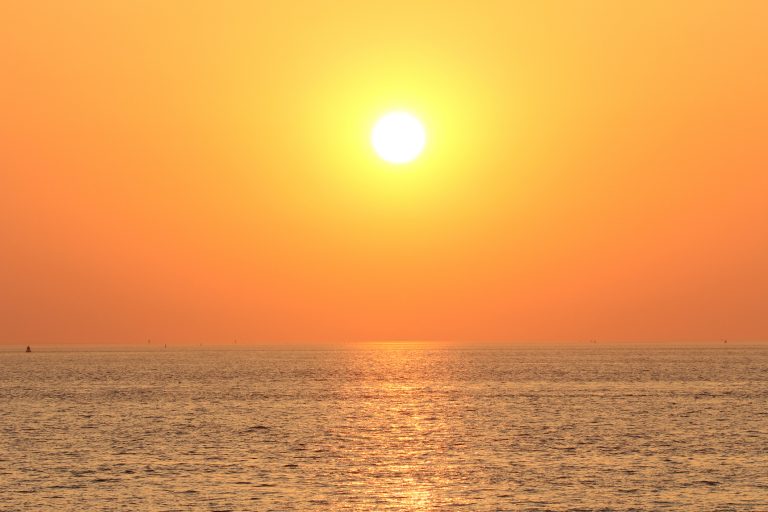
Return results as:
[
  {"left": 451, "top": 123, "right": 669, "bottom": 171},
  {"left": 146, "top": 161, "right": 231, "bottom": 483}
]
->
[{"left": 333, "top": 353, "right": 461, "bottom": 509}]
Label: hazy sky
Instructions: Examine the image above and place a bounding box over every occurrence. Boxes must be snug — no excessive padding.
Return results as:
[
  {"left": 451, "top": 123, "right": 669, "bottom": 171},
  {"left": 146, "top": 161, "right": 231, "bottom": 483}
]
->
[{"left": 2, "top": 1, "right": 767, "bottom": 344}]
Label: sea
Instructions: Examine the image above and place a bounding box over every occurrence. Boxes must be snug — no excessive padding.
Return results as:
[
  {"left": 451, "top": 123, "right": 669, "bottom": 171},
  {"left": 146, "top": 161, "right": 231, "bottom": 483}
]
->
[{"left": 1, "top": 344, "right": 766, "bottom": 511}]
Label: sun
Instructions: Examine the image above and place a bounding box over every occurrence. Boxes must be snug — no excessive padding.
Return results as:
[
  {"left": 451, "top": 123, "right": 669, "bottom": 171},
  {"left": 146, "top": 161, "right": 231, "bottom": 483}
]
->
[{"left": 371, "top": 112, "right": 426, "bottom": 164}]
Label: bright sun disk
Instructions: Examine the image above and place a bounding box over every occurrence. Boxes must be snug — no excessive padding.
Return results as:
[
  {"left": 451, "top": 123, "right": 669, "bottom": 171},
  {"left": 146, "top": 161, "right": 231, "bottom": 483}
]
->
[{"left": 371, "top": 112, "right": 426, "bottom": 164}]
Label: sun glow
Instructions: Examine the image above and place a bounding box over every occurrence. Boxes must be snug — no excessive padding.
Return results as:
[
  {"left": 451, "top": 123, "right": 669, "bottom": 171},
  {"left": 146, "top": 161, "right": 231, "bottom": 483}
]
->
[{"left": 371, "top": 112, "right": 426, "bottom": 165}]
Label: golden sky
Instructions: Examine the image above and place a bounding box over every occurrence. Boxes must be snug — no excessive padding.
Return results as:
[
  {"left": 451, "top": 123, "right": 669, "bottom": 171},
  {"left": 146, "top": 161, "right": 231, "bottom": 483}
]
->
[{"left": 2, "top": 1, "right": 767, "bottom": 343}]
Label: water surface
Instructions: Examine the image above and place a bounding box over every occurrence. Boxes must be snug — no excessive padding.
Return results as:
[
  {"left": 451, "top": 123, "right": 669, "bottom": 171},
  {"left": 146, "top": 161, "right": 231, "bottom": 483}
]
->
[{"left": 1, "top": 346, "right": 766, "bottom": 510}]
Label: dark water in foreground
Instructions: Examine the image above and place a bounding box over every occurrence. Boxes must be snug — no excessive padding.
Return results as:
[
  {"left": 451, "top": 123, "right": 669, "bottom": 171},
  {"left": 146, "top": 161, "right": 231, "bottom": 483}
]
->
[{"left": 1, "top": 346, "right": 767, "bottom": 511}]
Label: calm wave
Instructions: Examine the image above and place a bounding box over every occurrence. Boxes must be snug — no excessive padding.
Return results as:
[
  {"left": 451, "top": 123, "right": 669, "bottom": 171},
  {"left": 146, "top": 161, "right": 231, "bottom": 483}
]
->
[{"left": 1, "top": 346, "right": 767, "bottom": 510}]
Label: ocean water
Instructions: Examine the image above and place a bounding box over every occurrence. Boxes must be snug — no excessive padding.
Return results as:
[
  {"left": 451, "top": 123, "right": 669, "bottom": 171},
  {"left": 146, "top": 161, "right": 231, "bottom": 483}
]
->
[{"left": 1, "top": 345, "right": 766, "bottom": 511}]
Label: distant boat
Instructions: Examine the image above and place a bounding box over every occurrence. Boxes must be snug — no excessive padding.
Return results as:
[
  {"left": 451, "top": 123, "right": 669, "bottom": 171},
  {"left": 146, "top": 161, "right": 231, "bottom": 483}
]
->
[{"left": 25, "top": 346, "right": 31, "bottom": 353}]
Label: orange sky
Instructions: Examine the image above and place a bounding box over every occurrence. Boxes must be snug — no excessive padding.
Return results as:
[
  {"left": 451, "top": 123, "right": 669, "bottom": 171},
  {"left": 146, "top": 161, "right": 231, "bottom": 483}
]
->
[{"left": 2, "top": 1, "right": 767, "bottom": 344}]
